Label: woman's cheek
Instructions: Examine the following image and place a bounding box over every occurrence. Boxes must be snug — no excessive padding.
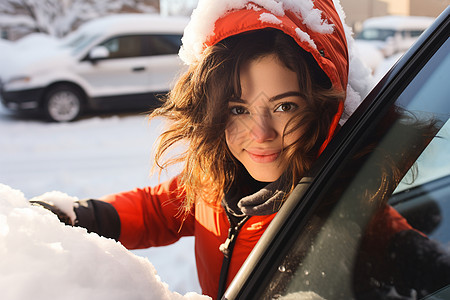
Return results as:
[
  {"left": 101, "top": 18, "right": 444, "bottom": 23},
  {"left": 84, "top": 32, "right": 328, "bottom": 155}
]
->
[{"left": 225, "top": 117, "right": 249, "bottom": 147}]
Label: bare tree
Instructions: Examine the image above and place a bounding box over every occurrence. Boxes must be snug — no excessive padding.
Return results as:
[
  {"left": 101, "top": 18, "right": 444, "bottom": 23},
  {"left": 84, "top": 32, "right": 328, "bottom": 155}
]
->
[
  {"left": 160, "top": 0, "right": 197, "bottom": 16},
  {"left": 0, "top": 0, "right": 159, "bottom": 38}
]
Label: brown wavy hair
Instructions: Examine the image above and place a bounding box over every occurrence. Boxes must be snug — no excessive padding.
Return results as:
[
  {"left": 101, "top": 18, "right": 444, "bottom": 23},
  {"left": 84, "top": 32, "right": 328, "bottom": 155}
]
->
[{"left": 149, "top": 29, "right": 344, "bottom": 212}]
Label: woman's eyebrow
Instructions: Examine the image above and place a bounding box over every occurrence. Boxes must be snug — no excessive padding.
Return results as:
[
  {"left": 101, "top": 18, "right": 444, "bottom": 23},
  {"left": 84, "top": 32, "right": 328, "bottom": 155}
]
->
[
  {"left": 269, "top": 91, "right": 302, "bottom": 102},
  {"left": 228, "top": 97, "right": 246, "bottom": 103},
  {"left": 228, "top": 91, "right": 301, "bottom": 104}
]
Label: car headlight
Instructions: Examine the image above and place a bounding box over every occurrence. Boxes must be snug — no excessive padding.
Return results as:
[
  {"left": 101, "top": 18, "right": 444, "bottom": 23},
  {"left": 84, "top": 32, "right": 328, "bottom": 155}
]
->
[{"left": 6, "top": 76, "right": 31, "bottom": 85}]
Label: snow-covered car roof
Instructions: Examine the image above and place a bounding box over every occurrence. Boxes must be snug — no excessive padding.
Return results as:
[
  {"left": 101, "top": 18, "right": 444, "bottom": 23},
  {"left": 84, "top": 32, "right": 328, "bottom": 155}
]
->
[
  {"left": 361, "top": 15, "right": 435, "bottom": 30},
  {"left": 71, "top": 13, "right": 189, "bottom": 37}
]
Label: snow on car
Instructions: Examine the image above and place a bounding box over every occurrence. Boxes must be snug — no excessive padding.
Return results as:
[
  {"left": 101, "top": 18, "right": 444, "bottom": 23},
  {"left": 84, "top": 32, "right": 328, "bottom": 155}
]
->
[
  {"left": 354, "top": 15, "right": 435, "bottom": 72},
  {"left": 0, "top": 184, "right": 209, "bottom": 300}
]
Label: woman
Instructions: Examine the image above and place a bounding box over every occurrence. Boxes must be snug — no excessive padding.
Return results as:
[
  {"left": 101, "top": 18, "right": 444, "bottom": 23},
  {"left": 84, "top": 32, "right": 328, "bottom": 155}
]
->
[{"left": 32, "top": 1, "right": 418, "bottom": 298}]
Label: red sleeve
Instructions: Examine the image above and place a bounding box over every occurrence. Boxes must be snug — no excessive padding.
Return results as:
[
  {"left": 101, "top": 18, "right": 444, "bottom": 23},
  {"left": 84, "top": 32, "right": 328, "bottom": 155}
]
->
[
  {"left": 364, "top": 204, "right": 424, "bottom": 253},
  {"left": 100, "top": 176, "right": 195, "bottom": 249},
  {"left": 373, "top": 205, "right": 414, "bottom": 236}
]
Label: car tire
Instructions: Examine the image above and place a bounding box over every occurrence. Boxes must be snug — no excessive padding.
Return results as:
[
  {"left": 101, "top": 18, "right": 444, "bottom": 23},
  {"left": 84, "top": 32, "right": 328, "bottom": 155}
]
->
[{"left": 44, "top": 85, "right": 84, "bottom": 122}]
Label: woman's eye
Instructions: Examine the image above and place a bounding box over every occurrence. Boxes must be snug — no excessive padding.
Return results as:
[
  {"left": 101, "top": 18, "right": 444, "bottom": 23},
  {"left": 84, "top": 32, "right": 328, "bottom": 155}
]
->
[
  {"left": 230, "top": 106, "right": 248, "bottom": 115},
  {"left": 275, "top": 102, "right": 298, "bottom": 112}
]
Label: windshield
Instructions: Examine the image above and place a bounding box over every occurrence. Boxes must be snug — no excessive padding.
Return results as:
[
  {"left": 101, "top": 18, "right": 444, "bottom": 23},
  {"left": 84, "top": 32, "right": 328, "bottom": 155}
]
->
[
  {"left": 356, "top": 28, "right": 396, "bottom": 41},
  {"left": 60, "top": 31, "right": 100, "bottom": 55}
]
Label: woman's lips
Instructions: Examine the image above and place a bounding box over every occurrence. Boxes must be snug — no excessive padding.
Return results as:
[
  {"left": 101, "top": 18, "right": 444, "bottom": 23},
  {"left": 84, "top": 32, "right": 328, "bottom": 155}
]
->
[{"left": 246, "top": 150, "right": 280, "bottom": 163}]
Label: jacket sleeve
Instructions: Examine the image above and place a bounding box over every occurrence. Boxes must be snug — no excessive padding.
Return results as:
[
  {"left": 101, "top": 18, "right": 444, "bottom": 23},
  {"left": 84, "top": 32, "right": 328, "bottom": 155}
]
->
[{"left": 76, "top": 176, "right": 195, "bottom": 249}]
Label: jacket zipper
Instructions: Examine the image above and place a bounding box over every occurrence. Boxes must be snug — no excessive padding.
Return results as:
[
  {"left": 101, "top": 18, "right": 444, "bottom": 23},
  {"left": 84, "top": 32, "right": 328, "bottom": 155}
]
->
[{"left": 217, "top": 215, "right": 249, "bottom": 299}]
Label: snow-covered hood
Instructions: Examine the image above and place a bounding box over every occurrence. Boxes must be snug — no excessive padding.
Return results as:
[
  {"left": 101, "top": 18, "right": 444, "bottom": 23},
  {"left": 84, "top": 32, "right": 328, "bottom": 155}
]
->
[
  {"left": 1, "top": 44, "right": 73, "bottom": 81},
  {"left": 180, "top": 0, "right": 373, "bottom": 151}
]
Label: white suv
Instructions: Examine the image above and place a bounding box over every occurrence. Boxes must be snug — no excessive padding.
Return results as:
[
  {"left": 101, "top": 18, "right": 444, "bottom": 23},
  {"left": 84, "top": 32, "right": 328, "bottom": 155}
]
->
[{"left": 0, "top": 14, "right": 189, "bottom": 122}]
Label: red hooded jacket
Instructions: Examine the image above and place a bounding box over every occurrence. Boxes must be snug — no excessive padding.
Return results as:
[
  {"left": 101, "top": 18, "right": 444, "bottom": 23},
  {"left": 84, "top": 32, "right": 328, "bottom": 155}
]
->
[{"left": 99, "top": 1, "right": 413, "bottom": 298}]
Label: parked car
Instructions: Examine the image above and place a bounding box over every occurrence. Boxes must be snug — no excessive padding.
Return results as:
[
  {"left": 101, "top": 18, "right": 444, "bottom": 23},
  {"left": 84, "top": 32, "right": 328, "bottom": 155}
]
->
[
  {"left": 0, "top": 14, "right": 189, "bottom": 122},
  {"left": 355, "top": 15, "right": 435, "bottom": 57},
  {"left": 224, "top": 7, "right": 449, "bottom": 300}
]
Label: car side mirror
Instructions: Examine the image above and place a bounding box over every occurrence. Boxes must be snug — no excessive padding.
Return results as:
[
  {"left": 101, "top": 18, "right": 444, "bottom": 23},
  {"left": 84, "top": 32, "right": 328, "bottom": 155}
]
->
[{"left": 88, "top": 46, "right": 109, "bottom": 62}]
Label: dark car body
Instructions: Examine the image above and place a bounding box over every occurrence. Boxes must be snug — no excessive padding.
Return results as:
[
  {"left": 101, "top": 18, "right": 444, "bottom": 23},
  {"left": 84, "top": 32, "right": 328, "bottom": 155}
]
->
[{"left": 224, "top": 7, "right": 450, "bottom": 300}]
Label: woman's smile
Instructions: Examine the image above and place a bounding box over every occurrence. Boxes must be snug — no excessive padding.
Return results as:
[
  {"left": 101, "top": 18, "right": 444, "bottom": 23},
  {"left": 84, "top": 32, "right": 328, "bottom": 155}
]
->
[{"left": 246, "top": 149, "right": 280, "bottom": 163}]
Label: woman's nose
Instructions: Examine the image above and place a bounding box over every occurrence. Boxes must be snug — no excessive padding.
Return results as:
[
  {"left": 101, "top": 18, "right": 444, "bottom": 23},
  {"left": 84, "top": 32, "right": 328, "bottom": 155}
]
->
[{"left": 250, "top": 113, "right": 277, "bottom": 143}]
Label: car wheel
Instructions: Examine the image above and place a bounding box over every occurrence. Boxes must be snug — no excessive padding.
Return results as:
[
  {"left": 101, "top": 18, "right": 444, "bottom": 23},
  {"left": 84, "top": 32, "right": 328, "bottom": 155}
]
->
[{"left": 44, "top": 85, "right": 84, "bottom": 122}]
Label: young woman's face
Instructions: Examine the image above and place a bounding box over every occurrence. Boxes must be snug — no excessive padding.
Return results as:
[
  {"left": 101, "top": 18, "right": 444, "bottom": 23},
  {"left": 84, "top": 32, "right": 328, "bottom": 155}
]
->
[{"left": 225, "top": 54, "right": 304, "bottom": 182}]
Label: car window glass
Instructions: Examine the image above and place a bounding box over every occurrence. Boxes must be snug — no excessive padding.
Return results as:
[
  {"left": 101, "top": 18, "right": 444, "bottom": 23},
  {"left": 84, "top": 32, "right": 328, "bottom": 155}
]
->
[
  {"left": 410, "top": 30, "right": 425, "bottom": 38},
  {"left": 147, "top": 34, "right": 182, "bottom": 55},
  {"left": 395, "top": 120, "right": 450, "bottom": 192},
  {"left": 61, "top": 32, "right": 100, "bottom": 55},
  {"left": 257, "top": 36, "right": 450, "bottom": 300},
  {"left": 100, "top": 35, "right": 144, "bottom": 58},
  {"left": 357, "top": 28, "right": 395, "bottom": 41},
  {"left": 389, "top": 120, "right": 450, "bottom": 245}
]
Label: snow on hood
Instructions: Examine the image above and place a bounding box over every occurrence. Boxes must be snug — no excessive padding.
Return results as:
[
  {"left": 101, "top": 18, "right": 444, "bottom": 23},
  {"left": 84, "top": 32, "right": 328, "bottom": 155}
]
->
[
  {"left": 14, "top": 33, "right": 60, "bottom": 50},
  {"left": 0, "top": 33, "right": 74, "bottom": 80},
  {"left": 0, "top": 39, "right": 15, "bottom": 79},
  {"left": 0, "top": 184, "right": 209, "bottom": 300},
  {"left": 179, "top": 0, "right": 373, "bottom": 126},
  {"left": 1, "top": 44, "right": 73, "bottom": 80}
]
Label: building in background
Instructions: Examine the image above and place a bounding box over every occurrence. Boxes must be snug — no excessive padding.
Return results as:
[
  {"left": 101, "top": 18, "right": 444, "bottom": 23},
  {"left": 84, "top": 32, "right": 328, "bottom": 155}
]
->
[
  {"left": 0, "top": 0, "right": 159, "bottom": 41},
  {"left": 341, "top": 0, "right": 449, "bottom": 32}
]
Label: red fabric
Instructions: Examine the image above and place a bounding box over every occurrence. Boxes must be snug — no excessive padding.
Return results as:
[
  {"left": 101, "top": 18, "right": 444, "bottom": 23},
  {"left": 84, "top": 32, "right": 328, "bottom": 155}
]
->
[
  {"left": 365, "top": 205, "right": 423, "bottom": 255},
  {"left": 101, "top": 177, "right": 195, "bottom": 249}
]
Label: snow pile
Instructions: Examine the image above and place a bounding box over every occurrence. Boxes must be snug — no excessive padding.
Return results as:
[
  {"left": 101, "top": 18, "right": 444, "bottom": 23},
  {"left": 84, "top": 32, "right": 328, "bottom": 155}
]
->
[
  {"left": 0, "top": 184, "right": 209, "bottom": 300},
  {"left": 0, "top": 111, "right": 199, "bottom": 294}
]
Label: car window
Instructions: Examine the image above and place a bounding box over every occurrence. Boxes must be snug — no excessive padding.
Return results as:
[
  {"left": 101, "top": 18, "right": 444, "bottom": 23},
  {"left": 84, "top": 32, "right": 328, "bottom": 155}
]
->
[
  {"left": 100, "top": 35, "right": 145, "bottom": 58},
  {"left": 97, "top": 34, "right": 182, "bottom": 59},
  {"left": 61, "top": 32, "right": 101, "bottom": 55},
  {"left": 410, "top": 30, "right": 425, "bottom": 38},
  {"left": 250, "top": 34, "right": 450, "bottom": 300},
  {"left": 147, "top": 34, "right": 182, "bottom": 55},
  {"left": 356, "top": 28, "right": 396, "bottom": 41},
  {"left": 395, "top": 121, "right": 450, "bottom": 192}
]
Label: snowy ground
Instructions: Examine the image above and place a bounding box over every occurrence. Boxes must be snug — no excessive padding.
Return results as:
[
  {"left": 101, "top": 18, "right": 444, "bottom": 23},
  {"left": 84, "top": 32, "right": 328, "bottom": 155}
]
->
[{"left": 0, "top": 105, "right": 202, "bottom": 297}]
